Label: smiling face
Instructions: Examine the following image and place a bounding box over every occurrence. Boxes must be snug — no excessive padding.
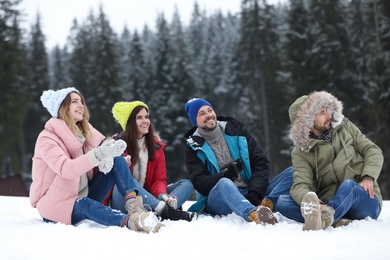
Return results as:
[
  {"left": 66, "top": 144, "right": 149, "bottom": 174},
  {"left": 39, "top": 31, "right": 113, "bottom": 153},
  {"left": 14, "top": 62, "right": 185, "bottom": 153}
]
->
[
  {"left": 196, "top": 105, "right": 217, "bottom": 132},
  {"left": 68, "top": 92, "right": 84, "bottom": 123},
  {"left": 135, "top": 108, "right": 150, "bottom": 138},
  {"left": 311, "top": 107, "right": 332, "bottom": 137}
]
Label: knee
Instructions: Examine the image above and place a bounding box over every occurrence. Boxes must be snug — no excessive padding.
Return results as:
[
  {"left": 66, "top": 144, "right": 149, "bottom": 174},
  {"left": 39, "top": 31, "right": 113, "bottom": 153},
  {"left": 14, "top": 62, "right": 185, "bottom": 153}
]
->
[
  {"left": 178, "top": 179, "right": 193, "bottom": 187},
  {"left": 216, "top": 177, "right": 234, "bottom": 188},
  {"left": 113, "top": 156, "right": 126, "bottom": 165},
  {"left": 276, "top": 195, "right": 290, "bottom": 209},
  {"left": 340, "top": 179, "right": 358, "bottom": 189}
]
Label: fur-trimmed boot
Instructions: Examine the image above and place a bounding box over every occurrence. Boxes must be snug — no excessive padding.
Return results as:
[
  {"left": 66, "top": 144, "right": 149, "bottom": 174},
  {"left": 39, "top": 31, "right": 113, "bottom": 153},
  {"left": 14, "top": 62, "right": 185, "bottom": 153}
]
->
[{"left": 125, "top": 196, "right": 163, "bottom": 233}]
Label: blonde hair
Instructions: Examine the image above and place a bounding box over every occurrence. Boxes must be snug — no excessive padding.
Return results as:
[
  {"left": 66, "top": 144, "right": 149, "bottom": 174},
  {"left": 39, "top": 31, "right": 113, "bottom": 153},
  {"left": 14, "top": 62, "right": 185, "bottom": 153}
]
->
[{"left": 58, "top": 91, "right": 92, "bottom": 141}]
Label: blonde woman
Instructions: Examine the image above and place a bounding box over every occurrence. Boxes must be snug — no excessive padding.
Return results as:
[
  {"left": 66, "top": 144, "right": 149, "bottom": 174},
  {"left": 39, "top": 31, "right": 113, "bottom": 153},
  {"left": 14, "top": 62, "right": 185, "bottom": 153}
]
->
[{"left": 30, "top": 87, "right": 162, "bottom": 233}]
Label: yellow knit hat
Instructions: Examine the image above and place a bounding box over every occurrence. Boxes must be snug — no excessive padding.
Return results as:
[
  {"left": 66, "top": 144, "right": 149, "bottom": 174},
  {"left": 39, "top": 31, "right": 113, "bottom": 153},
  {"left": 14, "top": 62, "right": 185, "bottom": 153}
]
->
[{"left": 112, "top": 101, "right": 149, "bottom": 130}]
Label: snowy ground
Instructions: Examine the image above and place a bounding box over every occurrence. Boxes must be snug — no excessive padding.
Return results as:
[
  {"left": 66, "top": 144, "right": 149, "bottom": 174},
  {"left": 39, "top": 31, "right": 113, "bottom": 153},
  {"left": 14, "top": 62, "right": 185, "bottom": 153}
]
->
[{"left": 1, "top": 196, "right": 389, "bottom": 260}]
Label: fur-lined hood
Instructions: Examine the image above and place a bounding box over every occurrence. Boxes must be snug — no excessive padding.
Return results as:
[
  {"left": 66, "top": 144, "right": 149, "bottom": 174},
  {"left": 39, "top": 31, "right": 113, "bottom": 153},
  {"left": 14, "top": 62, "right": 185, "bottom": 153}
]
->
[{"left": 289, "top": 91, "right": 344, "bottom": 150}]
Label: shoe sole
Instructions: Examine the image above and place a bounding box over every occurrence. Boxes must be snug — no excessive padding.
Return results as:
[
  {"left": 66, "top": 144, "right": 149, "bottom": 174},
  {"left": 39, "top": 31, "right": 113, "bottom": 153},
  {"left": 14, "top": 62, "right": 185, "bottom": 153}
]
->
[
  {"left": 301, "top": 192, "right": 321, "bottom": 231},
  {"left": 256, "top": 206, "right": 277, "bottom": 225}
]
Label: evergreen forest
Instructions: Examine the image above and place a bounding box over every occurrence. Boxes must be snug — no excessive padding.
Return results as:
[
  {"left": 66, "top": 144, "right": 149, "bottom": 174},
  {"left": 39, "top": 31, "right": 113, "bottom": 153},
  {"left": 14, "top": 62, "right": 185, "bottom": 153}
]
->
[{"left": 1, "top": 0, "right": 389, "bottom": 199}]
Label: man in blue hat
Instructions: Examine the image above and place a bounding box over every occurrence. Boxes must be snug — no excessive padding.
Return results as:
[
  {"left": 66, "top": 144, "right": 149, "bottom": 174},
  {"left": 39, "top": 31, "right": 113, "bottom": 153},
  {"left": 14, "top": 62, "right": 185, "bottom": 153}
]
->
[{"left": 183, "top": 98, "right": 294, "bottom": 225}]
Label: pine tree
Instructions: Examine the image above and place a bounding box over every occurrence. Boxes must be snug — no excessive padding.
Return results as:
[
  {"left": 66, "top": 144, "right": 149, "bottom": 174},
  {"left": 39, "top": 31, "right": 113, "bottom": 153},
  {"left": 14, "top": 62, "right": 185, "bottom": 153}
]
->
[
  {"left": 369, "top": 0, "right": 390, "bottom": 199},
  {"left": 185, "top": 2, "right": 207, "bottom": 94},
  {"left": 89, "top": 6, "right": 121, "bottom": 134},
  {"left": 67, "top": 18, "right": 95, "bottom": 99},
  {"left": 166, "top": 8, "right": 197, "bottom": 180},
  {"left": 215, "top": 12, "right": 242, "bottom": 117},
  {"left": 50, "top": 45, "right": 68, "bottom": 89},
  {"left": 117, "top": 26, "right": 132, "bottom": 102},
  {"left": 24, "top": 13, "right": 50, "bottom": 158},
  {"left": 0, "top": 0, "right": 29, "bottom": 176},
  {"left": 239, "top": 0, "right": 288, "bottom": 173},
  {"left": 128, "top": 30, "right": 147, "bottom": 102}
]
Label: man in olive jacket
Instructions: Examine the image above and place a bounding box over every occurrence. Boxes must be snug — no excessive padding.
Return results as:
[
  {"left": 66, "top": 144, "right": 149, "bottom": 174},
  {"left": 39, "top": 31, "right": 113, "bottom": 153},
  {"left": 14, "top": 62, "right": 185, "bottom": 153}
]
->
[{"left": 277, "top": 91, "right": 383, "bottom": 231}]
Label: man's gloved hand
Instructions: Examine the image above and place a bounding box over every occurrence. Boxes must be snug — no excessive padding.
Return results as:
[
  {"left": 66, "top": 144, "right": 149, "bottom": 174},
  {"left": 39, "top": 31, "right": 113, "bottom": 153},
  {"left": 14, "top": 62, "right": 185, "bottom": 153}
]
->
[
  {"left": 94, "top": 139, "right": 127, "bottom": 160},
  {"left": 158, "top": 194, "right": 178, "bottom": 209},
  {"left": 245, "top": 191, "right": 261, "bottom": 206},
  {"left": 222, "top": 159, "right": 243, "bottom": 181}
]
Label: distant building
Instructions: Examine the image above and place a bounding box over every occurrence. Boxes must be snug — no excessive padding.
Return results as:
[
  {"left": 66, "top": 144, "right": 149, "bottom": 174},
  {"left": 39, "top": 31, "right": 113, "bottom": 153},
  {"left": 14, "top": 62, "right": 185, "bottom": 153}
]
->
[{"left": 0, "top": 175, "right": 29, "bottom": 197}]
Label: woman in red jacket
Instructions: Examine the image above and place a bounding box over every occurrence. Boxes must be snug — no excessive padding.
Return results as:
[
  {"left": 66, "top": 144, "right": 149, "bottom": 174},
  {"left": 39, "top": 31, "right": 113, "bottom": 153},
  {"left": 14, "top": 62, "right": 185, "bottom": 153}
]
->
[{"left": 110, "top": 101, "right": 196, "bottom": 222}]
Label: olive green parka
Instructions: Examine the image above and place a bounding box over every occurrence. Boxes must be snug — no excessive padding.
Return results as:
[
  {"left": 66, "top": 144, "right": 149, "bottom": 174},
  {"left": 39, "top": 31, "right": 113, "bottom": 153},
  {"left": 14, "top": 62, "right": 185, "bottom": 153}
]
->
[{"left": 288, "top": 91, "right": 383, "bottom": 209}]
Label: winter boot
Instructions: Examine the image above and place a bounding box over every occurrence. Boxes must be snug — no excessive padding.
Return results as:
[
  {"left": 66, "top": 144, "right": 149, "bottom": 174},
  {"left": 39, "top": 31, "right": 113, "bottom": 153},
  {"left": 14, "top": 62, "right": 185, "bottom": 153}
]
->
[
  {"left": 248, "top": 206, "right": 278, "bottom": 225},
  {"left": 259, "top": 198, "right": 275, "bottom": 212},
  {"left": 332, "top": 218, "right": 353, "bottom": 228},
  {"left": 125, "top": 196, "right": 163, "bottom": 233},
  {"left": 321, "top": 206, "right": 335, "bottom": 229},
  {"left": 159, "top": 204, "right": 197, "bottom": 222},
  {"left": 301, "top": 192, "right": 321, "bottom": 231}
]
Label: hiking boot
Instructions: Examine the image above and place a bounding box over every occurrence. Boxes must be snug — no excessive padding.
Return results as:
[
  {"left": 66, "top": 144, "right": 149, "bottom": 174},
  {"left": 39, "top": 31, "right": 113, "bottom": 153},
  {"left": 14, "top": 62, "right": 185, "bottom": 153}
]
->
[
  {"left": 301, "top": 192, "right": 321, "bottom": 231},
  {"left": 159, "top": 204, "right": 197, "bottom": 222},
  {"left": 125, "top": 196, "right": 163, "bottom": 233},
  {"left": 321, "top": 206, "right": 335, "bottom": 229},
  {"left": 332, "top": 218, "right": 353, "bottom": 228},
  {"left": 260, "top": 198, "right": 274, "bottom": 212},
  {"left": 248, "top": 206, "right": 277, "bottom": 225}
]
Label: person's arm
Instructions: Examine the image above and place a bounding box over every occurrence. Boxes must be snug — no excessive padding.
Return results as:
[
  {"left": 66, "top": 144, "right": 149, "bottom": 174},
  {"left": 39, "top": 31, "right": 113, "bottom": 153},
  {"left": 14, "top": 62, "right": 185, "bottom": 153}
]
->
[
  {"left": 149, "top": 147, "right": 168, "bottom": 197},
  {"left": 290, "top": 149, "right": 315, "bottom": 205},
  {"left": 242, "top": 128, "right": 270, "bottom": 205},
  {"left": 38, "top": 135, "right": 99, "bottom": 179},
  {"left": 185, "top": 146, "right": 225, "bottom": 196},
  {"left": 348, "top": 121, "right": 384, "bottom": 182}
]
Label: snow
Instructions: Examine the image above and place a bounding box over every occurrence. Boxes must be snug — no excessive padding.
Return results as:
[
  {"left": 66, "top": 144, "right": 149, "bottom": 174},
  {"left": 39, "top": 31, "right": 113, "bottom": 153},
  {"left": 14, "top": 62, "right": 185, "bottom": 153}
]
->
[{"left": 1, "top": 196, "right": 389, "bottom": 260}]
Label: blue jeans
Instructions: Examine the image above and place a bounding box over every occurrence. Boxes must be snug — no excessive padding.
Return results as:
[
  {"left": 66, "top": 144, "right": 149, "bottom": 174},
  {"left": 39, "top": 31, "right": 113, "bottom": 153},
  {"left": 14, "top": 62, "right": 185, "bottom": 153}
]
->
[
  {"left": 205, "top": 166, "right": 294, "bottom": 222},
  {"left": 71, "top": 156, "right": 138, "bottom": 227},
  {"left": 277, "top": 179, "right": 381, "bottom": 223},
  {"left": 111, "top": 179, "right": 194, "bottom": 213}
]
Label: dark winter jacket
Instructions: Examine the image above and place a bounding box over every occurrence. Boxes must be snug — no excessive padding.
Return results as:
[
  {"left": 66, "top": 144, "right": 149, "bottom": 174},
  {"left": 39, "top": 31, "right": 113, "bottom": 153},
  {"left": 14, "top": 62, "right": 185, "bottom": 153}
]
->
[
  {"left": 184, "top": 116, "right": 270, "bottom": 212},
  {"left": 288, "top": 91, "right": 383, "bottom": 208}
]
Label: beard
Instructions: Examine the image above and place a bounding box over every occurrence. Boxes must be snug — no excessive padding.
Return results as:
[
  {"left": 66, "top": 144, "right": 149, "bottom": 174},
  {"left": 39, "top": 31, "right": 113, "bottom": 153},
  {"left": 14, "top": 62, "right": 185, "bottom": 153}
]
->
[
  {"left": 198, "top": 118, "right": 217, "bottom": 131},
  {"left": 199, "top": 124, "right": 217, "bottom": 131},
  {"left": 313, "top": 121, "right": 331, "bottom": 135}
]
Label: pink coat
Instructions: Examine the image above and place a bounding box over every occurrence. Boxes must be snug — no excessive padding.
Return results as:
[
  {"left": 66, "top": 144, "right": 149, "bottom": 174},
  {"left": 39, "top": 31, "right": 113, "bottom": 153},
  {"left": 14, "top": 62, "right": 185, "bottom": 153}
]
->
[{"left": 30, "top": 118, "right": 105, "bottom": 224}]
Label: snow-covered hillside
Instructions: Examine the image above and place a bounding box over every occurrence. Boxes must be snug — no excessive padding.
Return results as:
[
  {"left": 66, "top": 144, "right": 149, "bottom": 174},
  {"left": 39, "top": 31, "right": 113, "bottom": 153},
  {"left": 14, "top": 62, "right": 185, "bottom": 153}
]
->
[{"left": 1, "top": 196, "right": 389, "bottom": 260}]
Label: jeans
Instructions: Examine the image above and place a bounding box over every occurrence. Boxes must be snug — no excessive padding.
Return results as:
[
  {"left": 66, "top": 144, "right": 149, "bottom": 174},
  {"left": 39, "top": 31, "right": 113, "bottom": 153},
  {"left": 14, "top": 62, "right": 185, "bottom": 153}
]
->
[
  {"left": 205, "top": 166, "right": 294, "bottom": 222},
  {"left": 277, "top": 179, "right": 381, "bottom": 223},
  {"left": 111, "top": 179, "right": 194, "bottom": 213},
  {"left": 71, "top": 156, "right": 138, "bottom": 227}
]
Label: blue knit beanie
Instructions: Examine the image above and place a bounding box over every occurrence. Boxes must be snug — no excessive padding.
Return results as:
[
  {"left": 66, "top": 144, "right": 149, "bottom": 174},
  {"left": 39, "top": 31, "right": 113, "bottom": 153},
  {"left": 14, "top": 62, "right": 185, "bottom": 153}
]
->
[{"left": 184, "top": 98, "right": 212, "bottom": 125}]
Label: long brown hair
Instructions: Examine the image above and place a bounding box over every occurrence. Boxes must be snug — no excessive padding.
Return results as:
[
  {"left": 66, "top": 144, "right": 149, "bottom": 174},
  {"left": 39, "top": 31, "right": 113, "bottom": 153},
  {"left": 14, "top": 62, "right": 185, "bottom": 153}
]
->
[
  {"left": 123, "top": 106, "right": 156, "bottom": 164},
  {"left": 58, "top": 91, "right": 92, "bottom": 141}
]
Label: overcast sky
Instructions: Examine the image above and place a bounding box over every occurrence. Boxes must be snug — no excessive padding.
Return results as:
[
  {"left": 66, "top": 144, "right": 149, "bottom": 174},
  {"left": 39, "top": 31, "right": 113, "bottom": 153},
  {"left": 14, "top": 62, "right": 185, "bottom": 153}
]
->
[{"left": 19, "top": 0, "right": 285, "bottom": 49}]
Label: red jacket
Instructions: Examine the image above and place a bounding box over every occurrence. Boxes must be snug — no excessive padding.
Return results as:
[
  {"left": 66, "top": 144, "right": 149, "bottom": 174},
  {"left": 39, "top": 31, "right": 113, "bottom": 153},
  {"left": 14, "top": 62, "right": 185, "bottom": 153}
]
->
[{"left": 124, "top": 138, "right": 168, "bottom": 198}]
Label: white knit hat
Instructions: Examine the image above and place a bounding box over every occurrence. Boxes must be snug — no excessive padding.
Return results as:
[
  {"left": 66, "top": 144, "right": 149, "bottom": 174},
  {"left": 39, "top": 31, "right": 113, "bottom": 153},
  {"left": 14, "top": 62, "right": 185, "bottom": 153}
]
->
[{"left": 40, "top": 87, "right": 79, "bottom": 118}]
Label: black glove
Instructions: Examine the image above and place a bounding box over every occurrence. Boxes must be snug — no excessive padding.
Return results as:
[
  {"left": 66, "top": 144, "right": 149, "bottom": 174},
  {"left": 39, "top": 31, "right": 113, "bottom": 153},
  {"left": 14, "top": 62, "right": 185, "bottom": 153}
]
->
[
  {"left": 222, "top": 159, "right": 243, "bottom": 181},
  {"left": 245, "top": 191, "right": 261, "bottom": 206}
]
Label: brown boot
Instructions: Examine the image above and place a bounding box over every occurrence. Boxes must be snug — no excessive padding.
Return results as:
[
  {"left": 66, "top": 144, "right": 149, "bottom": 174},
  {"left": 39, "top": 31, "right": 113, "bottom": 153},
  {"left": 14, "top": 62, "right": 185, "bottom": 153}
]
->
[
  {"left": 125, "top": 196, "right": 163, "bottom": 233},
  {"left": 248, "top": 206, "right": 278, "bottom": 225},
  {"left": 332, "top": 218, "right": 353, "bottom": 228},
  {"left": 321, "top": 206, "right": 335, "bottom": 229},
  {"left": 260, "top": 198, "right": 274, "bottom": 212}
]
